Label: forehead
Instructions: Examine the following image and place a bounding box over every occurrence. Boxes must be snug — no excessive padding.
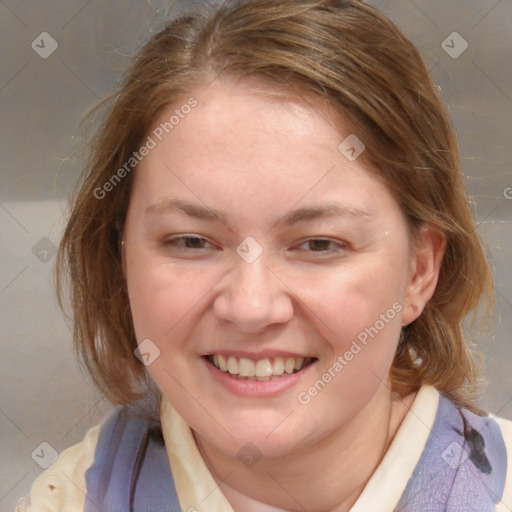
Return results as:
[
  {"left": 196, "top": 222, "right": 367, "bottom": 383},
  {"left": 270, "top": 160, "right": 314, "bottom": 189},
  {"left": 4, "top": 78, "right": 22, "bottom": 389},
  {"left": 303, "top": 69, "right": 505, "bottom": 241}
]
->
[{"left": 131, "top": 78, "right": 400, "bottom": 225}]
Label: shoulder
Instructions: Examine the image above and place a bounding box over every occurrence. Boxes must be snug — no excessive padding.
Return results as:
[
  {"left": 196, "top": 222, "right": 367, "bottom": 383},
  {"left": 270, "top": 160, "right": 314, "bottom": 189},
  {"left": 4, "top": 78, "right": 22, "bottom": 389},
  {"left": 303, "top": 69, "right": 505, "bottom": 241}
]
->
[
  {"left": 493, "top": 415, "right": 512, "bottom": 512},
  {"left": 395, "top": 390, "right": 511, "bottom": 511},
  {"left": 439, "top": 396, "right": 509, "bottom": 507},
  {"left": 15, "top": 403, "right": 159, "bottom": 512},
  {"left": 436, "top": 396, "right": 512, "bottom": 511},
  {"left": 15, "top": 424, "right": 100, "bottom": 512}
]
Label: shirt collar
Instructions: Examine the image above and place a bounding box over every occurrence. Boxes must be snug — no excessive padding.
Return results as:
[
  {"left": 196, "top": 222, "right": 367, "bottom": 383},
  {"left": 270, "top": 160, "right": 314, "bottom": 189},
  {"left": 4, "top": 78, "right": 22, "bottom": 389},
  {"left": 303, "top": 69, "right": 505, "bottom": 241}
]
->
[{"left": 161, "top": 385, "right": 440, "bottom": 512}]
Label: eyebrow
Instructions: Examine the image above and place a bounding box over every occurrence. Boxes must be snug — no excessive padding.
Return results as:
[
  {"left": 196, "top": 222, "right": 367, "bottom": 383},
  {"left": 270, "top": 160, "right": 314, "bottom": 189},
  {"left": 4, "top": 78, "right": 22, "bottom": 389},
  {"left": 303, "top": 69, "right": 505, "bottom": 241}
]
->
[
  {"left": 145, "top": 198, "right": 373, "bottom": 226},
  {"left": 278, "top": 203, "right": 373, "bottom": 225},
  {"left": 146, "top": 199, "right": 228, "bottom": 223}
]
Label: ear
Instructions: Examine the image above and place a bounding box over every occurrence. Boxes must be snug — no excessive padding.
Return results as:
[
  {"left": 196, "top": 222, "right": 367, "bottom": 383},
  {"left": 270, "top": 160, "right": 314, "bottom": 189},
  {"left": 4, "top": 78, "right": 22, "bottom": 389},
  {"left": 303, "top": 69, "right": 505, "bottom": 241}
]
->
[{"left": 401, "top": 225, "right": 446, "bottom": 326}]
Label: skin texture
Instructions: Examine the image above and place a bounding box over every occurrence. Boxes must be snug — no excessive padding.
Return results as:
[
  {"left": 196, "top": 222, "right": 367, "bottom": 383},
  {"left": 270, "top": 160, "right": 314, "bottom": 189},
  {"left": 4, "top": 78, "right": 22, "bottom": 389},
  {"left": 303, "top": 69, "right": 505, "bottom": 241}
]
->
[{"left": 122, "top": 78, "right": 445, "bottom": 512}]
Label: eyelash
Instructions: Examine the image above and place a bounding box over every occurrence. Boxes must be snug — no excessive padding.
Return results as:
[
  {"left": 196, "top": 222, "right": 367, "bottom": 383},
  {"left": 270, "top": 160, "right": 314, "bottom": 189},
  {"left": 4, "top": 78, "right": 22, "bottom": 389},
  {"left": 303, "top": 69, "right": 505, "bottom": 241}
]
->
[
  {"left": 295, "top": 238, "right": 347, "bottom": 253},
  {"left": 163, "top": 235, "right": 215, "bottom": 250},
  {"left": 162, "top": 235, "right": 348, "bottom": 255}
]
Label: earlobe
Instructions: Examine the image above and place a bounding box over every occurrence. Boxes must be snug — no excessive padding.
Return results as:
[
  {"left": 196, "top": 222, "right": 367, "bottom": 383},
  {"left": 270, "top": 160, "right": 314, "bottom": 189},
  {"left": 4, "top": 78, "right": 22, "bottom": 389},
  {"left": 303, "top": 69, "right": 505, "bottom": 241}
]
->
[{"left": 402, "top": 225, "right": 446, "bottom": 326}]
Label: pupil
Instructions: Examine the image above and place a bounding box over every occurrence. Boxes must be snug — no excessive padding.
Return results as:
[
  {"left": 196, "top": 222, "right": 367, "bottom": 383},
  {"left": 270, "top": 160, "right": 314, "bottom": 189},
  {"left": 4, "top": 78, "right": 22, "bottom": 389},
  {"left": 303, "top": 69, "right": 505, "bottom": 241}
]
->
[
  {"left": 310, "top": 239, "right": 330, "bottom": 251},
  {"left": 186, "top": 237, "right": 203, "bottom": 248}
]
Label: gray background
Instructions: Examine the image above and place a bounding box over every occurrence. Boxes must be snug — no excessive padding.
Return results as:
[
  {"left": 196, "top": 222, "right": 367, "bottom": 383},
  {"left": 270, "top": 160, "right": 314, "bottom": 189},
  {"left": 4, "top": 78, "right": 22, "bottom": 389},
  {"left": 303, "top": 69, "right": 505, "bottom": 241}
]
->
[{"left": 0, "top": 0, "right": 511, "bottom": 509}]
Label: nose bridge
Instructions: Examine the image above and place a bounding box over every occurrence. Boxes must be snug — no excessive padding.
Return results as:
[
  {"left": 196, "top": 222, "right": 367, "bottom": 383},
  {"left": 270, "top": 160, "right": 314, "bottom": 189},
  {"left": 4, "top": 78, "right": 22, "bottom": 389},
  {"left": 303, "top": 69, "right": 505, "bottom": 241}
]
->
[
  {"left": 237, "top": 255, "right": 273, "bottom": 302},
  {"left": 213, "top": 249, "right": 293, "bottom": 332}
]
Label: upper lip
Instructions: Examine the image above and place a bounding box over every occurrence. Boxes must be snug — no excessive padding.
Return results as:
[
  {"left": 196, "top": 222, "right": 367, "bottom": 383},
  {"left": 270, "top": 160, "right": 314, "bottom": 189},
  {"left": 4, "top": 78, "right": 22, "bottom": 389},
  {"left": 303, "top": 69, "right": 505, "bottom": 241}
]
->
[{"left": 203, "top": 350, "right": 314, "bottom": 360}]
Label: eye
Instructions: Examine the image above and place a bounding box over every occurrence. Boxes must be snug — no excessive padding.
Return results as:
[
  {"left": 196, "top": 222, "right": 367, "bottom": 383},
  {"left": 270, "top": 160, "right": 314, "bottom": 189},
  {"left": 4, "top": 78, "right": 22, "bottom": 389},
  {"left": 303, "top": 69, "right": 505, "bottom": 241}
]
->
[
  {"left": 162, "top": 235, "right": 216, "bottom": 250},
  {"left": 294, "top": 238, "right": 348, "bottom": 253}
]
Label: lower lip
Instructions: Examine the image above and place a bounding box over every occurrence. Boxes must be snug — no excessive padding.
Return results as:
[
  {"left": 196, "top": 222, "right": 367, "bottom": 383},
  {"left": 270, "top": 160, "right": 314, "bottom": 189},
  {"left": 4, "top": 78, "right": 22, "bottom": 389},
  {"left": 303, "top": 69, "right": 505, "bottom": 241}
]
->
[{"left": 202, "top": 357, "right": 316, "bottom": 397}]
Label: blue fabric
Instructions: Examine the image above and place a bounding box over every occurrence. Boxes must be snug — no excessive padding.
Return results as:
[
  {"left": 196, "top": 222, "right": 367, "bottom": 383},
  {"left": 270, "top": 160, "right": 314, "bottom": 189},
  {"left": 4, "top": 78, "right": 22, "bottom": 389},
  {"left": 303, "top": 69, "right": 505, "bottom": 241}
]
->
[
  {"left": 395, "top": 395, "right": 507, "bottom": 511},
  {"left": 132, "top": 428, "right": 181, "bottom": 512},
  {"left": 84, "top": 394, "right": 507, "bottom": 511},
  {"left": 84, "top": 405, "right": 180, "bottom": 512}
]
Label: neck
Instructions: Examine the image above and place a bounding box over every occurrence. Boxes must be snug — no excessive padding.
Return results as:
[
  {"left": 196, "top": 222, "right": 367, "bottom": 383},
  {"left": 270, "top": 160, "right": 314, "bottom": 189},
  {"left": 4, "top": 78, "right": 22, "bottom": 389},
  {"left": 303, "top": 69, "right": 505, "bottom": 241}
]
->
[{"left": 194, "top": 384, "right": 417, "bottom": 512}]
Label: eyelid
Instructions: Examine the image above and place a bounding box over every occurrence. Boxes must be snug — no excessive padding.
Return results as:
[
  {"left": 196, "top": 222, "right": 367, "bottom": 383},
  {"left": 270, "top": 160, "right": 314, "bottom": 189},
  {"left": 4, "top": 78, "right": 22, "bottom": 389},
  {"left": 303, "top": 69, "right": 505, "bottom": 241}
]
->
[
  {"left": 293, "top": 237, "right": 349, "bottom": 252},
  {"left": 161, "top": 234, "right": 348, "bottom": 255},
  {"left": 163, "top": 234, "right": 217, "bottom": 249}
]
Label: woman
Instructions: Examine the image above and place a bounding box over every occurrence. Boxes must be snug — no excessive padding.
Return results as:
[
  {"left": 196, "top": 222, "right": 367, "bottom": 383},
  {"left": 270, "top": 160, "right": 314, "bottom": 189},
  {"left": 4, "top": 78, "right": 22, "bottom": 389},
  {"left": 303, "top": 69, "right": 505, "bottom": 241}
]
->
[{"left": 17, "top": 0, "right": 512, "bottom": 510}]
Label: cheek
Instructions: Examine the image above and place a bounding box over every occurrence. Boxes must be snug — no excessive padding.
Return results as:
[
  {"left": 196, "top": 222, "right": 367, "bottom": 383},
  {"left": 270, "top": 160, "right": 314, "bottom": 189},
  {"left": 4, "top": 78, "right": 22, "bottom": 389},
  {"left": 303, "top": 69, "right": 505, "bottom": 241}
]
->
[
  {"left": 293, "top": 253, "right": 407, "bottom": 402},
  {"left": 296, "top": 256, "right": 406, "bottom": 346},
  {"left": 125, "top": 248, "right": 211, "bottom": 342},
  {"left": 294, "top": 264, "right": 405, "bottom": 421}
]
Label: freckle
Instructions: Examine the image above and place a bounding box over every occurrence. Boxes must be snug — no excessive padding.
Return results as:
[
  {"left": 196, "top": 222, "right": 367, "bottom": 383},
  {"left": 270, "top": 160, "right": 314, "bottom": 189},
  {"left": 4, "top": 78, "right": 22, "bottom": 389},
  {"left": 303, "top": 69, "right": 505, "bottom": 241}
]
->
[{"left": 48, "top": 484, "right": 56, "bottom": 492}]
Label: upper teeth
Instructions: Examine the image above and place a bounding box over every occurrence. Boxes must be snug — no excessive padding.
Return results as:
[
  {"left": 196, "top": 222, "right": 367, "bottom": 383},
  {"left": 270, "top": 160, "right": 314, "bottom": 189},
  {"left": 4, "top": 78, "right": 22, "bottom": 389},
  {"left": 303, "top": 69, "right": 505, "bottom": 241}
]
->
[{"left": 211, "top": 355, "right": 310, "bottom": 378}]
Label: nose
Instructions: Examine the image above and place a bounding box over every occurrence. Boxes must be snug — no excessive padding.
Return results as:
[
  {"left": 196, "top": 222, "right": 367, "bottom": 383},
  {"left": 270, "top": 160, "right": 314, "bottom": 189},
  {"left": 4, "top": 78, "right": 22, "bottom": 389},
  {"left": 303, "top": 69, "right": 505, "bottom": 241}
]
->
[{"left": 213, "top": 256, "right": 294, "bottom": 334}]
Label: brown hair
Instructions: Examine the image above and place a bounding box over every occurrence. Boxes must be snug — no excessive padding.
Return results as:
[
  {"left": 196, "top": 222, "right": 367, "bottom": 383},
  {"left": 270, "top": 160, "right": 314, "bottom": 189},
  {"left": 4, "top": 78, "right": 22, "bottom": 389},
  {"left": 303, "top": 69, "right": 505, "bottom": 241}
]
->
[{"left": 57, "top": 0, "right": 493, "bottom": 412}]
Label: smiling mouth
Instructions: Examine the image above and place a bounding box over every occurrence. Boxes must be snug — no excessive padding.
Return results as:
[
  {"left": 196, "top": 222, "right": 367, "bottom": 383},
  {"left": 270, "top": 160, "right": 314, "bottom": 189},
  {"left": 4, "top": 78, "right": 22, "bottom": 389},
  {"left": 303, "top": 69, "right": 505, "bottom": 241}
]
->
[{"left": 204, "top": 354, "right": 316, "bottom": 381}]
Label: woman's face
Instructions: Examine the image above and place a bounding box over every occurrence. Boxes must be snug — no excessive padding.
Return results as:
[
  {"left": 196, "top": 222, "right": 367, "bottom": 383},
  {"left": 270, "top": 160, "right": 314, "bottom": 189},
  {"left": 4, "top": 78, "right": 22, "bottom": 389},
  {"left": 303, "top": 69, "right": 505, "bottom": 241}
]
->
[{"left": 123, "top": 78, "right": 432, "bottom": 458}]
